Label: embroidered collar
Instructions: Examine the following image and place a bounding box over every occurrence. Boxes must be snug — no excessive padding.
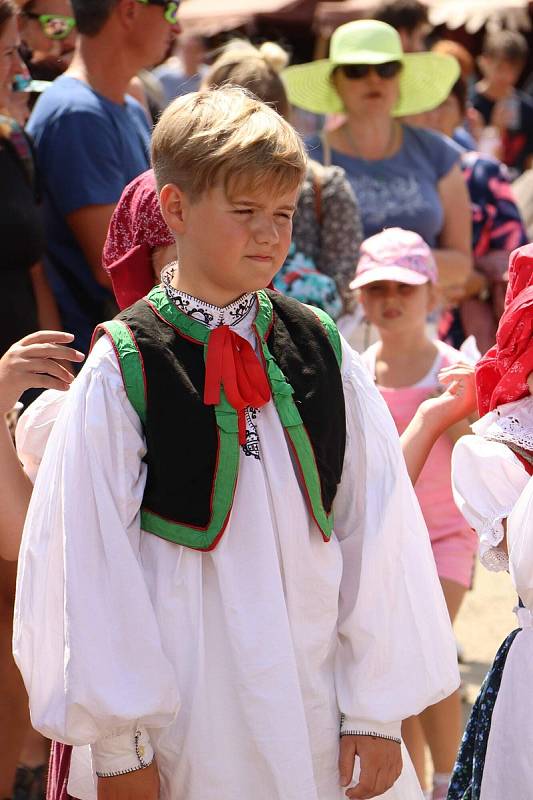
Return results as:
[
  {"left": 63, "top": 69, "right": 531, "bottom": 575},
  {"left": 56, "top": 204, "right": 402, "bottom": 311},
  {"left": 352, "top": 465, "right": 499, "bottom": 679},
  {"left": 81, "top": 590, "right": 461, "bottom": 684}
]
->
[{"left": 161, "top": 264, "right": 257, "bottom": 330}]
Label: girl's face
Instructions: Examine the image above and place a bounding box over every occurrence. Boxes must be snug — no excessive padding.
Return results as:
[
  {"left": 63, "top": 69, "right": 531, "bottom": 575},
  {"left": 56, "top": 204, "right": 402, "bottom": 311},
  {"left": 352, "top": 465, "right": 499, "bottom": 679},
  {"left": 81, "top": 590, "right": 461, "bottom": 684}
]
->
[
  {"left": 0, "top": 17, "right": 24, "bottom": 107},
  {"left": 332, "top": 64, "right": 400, "bottom": 120},
  {"left": 359, "top": 280, "right": 435, "bottom": 333}
]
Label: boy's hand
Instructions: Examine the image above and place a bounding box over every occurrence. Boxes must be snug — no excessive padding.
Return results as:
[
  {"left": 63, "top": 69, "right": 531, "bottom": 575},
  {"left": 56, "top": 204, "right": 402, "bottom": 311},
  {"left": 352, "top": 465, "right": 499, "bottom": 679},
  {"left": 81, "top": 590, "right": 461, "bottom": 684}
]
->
[
  {"left": 0, "top": 331, "right": 84, "bottom": 414},
  {"left": 339, "top": 735, "right": 402, "bottom": 799},
  {"left": 97, "top": 761, "right": 160, "bottom": 800}
]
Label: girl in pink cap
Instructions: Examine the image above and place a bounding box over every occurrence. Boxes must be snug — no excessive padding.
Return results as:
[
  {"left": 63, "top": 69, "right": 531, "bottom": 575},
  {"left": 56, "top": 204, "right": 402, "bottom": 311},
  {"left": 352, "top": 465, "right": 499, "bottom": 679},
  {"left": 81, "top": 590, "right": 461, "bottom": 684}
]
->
[{"left": 355, "top": 227, "right": 478, "bottom": 800}]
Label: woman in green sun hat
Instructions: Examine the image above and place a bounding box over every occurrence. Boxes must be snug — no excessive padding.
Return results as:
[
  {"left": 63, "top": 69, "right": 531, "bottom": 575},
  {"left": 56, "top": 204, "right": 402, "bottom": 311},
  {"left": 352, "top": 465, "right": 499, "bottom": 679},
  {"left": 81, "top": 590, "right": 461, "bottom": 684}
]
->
[{"left": 283, "top": 20, "right": 473, "bottom": 293}]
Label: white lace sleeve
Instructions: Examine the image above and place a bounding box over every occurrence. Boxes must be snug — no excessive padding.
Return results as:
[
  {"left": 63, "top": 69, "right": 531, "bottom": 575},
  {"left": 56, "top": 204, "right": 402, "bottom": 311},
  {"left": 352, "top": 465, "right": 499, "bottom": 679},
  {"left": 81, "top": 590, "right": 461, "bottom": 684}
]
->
[
  {"left": 452, "top": 435, "right": 530, "bottom": 571},
  {"left": 507, "top": 476, "right": 533, "bottom": 610}
]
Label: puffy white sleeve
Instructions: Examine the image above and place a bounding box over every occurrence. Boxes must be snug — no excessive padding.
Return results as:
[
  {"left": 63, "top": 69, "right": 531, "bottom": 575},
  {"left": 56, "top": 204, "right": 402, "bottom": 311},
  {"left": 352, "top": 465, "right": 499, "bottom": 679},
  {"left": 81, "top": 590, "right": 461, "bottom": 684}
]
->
[
  {"left": 507, "top": 476, "right": 533, "bottom": 610},
  {"left": 13, "top": 337, "right": 179, "bottom": 776},
  {"left": 16, "top": 389, "right": 67, "bottom": 483},
  {"left": 452, "top": 435, "right": 529, "bottom": 572},
  {"left": 333, "top": 339, "right": 459, "bottom": 740}
]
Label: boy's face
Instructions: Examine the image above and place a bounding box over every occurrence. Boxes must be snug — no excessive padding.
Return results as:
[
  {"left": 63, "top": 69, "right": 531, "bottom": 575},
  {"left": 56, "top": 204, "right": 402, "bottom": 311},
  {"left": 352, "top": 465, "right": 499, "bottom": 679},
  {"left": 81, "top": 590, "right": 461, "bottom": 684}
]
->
[
  {"left": 160, "top": 182, "right": 299, "bottom": 305},
  {"left": 479, "top": 56, "right": 524, "bottom": 91}
]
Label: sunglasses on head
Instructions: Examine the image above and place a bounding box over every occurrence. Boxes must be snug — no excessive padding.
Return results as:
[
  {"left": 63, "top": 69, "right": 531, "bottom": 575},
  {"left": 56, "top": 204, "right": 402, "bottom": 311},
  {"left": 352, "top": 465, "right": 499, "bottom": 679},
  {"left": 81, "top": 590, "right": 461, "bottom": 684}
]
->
[
  {"left": 22, "top": 11, "right": 76, "bottom": 40},
  {"left": 339, "top": 61, "right": 402, "bottom": 80},
  {"left": 135, "top": 0, "right": 181, "bottom": 24}
]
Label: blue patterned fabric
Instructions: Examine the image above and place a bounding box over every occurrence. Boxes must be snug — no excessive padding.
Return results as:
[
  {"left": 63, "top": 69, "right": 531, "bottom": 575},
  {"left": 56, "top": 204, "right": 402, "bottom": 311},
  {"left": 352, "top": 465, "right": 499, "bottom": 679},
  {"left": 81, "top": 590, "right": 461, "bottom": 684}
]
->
[
  {"left": 273, "top": 244, "right": 343, "bottom": 320},
  {"left": 447, "top": 627, "right": 521, "bottom": 800}
]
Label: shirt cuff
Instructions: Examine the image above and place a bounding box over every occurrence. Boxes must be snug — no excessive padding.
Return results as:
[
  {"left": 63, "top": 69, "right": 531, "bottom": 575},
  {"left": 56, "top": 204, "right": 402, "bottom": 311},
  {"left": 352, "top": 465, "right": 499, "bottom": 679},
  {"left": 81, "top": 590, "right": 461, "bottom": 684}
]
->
[
  {"left": 340, "top": 716, "right": 402, "bottom": 742},
  {"left": 91, "top": 724, "right": 154, "bottom": 777}
]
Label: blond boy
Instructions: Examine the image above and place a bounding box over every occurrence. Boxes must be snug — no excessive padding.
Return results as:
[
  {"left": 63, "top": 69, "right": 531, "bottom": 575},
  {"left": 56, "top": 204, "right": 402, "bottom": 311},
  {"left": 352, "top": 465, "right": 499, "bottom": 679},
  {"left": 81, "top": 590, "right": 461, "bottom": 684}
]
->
[{"left": 14, "top": 88, "right": 459, "bottom": 800}]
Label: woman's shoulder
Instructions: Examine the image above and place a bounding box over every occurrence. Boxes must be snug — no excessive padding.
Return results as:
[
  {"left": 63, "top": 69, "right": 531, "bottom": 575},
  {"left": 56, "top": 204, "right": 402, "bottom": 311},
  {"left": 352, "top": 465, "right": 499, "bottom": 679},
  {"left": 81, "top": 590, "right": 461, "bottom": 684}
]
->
[
  {"left": 402, "top": 124, "right": 463, "bottom": 180},
  {"left": 403, "top": 124, "right": 462, "bottom": 163},
  {"left": 316, "top": 162, "right": 356, "bottom": 199},
  {"left": 305, "top": 133, "right": 324, "bottom": 160}
]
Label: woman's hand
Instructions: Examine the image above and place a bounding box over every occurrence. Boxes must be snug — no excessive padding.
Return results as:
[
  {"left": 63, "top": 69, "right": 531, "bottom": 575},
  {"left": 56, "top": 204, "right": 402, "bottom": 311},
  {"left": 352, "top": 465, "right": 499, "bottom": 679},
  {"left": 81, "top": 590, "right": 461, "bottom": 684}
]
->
[{"left": 0, "top": 331, "right": 85, "bottom": 414}]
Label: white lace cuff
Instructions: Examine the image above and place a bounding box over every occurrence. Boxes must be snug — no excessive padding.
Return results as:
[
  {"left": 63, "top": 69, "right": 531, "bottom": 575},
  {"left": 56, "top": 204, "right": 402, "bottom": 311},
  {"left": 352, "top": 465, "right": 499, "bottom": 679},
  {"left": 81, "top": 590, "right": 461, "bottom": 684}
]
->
[
  {"left": 479, "top": 544, "right": 509, "bottom": 572},
  {"left": 478, "top": 515, "right": 511, "bottom": 572},
  {"left": 479, "top": 515, "right": 508, "bottom": 549},
  {"left": 340, "top": 716, "right": 401, "bottom": 742},
  {"left": 91, "top": 724, "right": 153, "bottom": 777}
]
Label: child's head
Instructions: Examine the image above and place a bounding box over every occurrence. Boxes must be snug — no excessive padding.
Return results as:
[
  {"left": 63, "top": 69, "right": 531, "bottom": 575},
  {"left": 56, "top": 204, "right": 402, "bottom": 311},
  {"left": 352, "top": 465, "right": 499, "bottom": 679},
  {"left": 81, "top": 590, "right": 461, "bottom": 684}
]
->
[
  {"left": 479, "top": 30, "right": 528, "bottom": 91},
  {"left": 201, "top": 39, "right": 291, "bottom": 120},
  {"left": 151, "top": 86, "right": 307, "bottom": 302},
  {"left": 352, "top": 228, "right": 437, "bottom": 334}
]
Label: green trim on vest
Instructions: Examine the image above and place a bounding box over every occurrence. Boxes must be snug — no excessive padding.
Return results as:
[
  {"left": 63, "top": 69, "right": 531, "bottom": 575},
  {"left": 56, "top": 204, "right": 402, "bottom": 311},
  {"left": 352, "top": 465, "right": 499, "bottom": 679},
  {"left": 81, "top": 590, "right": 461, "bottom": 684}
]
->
[
  {"left": 305, "top": 305, "right": 342, "bottom": 369},
  {"left": 253, "top": 296, "right": 334, "bottom": 541},
  {"left": 97, "top": 321, "right": 147, "bottom": 426},
  {"left": 104, "top": 286, "right": 337, "bottom": 547}
]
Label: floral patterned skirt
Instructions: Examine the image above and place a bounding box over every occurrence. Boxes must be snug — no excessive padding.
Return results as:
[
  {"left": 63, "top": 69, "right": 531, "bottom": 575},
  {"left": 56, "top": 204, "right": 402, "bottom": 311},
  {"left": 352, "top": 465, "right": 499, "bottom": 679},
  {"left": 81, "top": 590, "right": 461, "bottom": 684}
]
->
[{"left": 447, "top": 627, "right": 521, "bottom": 800}]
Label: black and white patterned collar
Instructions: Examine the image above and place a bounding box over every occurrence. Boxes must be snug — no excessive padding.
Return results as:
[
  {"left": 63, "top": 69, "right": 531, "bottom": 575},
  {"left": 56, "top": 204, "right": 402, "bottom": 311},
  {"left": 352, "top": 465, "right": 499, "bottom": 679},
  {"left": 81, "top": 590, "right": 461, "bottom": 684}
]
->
[{"left": 161, "top": 264, "right": 257, "bottom": 330}]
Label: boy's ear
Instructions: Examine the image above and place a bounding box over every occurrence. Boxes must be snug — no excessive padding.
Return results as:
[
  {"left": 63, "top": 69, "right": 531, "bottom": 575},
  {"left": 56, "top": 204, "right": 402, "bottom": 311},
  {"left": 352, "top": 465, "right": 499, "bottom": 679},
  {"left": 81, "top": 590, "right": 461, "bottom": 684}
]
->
[{"left": 160, "top": 183, "right": 187, "bottom": 235}]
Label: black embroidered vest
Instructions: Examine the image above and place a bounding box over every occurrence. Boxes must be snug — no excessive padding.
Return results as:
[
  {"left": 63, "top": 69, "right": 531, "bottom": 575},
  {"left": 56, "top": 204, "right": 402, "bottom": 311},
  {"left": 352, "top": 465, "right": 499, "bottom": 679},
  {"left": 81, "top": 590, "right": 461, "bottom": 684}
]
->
[{"left": 96, "top": 287, "right": 346, "bottom": 550}]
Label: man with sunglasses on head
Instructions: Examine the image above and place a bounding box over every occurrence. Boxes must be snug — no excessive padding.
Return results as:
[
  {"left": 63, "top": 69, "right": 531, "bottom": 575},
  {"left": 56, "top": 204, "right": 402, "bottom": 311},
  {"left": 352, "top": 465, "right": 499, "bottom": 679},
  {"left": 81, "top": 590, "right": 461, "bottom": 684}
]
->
[{"left": 26, "top": 0, "right": 181, "bottom": 354}]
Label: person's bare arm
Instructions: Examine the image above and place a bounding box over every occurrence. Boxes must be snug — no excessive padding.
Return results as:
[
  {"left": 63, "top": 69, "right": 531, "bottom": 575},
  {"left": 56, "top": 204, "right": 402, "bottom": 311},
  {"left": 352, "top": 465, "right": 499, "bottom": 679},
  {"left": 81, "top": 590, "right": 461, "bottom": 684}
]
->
[
  {"left": 0, "top": 332, "right": 84, "bottom": 561},
  {"left": 67, "top": 204, "right": 116, "bottom": 290},
  {"left": 401, "top": 364, "right": 477, "bottom": 485},
  {"left": 433, "top": 163, "right": 473, "bottom": 288},
  {"left": 29, "top": 262, "right": 62, "bottom": 331},
  {"left": 97, "top": 760, "right": 159, "bottom": 800}
]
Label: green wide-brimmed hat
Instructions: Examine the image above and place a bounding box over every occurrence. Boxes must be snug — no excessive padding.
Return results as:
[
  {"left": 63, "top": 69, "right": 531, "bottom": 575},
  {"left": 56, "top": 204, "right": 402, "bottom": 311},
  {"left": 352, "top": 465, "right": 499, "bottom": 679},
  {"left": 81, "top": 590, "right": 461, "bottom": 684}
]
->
[{"left": 283, "top": 20, "right": 459, "bottom": 117}]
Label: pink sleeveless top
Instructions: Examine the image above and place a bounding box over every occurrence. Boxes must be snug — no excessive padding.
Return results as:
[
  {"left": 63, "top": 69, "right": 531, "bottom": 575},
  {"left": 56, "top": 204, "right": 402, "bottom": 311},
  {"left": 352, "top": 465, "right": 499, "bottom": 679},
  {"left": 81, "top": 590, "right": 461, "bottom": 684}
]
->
[{"left": 363, "top": 341, "right": 471, "bottom": 542}]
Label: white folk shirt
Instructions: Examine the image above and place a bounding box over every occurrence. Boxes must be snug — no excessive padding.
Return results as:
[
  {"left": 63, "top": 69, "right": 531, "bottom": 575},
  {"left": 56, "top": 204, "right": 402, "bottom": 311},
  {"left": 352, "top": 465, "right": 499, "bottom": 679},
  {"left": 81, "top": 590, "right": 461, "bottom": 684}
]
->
[
  {"left": 452, "top": 403, "right": 533, "bottom": 800},
  {"left": 14, "top": 288, "right": 459, "bottom": 800}
]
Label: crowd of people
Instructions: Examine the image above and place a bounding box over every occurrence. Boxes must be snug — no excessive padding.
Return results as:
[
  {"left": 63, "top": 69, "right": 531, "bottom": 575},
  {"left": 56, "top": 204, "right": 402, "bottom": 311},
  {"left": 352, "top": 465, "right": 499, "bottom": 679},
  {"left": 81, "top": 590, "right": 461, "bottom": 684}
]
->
[{"left": 2, "top": 1, "right": 533, "bottom": 800}]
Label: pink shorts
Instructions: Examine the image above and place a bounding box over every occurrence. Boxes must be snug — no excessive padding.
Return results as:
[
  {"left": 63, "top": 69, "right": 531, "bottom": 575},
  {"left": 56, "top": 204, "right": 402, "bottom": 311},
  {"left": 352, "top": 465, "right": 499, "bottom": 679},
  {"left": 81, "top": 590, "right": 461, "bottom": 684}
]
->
[{"left": 431, "top": 529, "right": 477, "bottom": 589}]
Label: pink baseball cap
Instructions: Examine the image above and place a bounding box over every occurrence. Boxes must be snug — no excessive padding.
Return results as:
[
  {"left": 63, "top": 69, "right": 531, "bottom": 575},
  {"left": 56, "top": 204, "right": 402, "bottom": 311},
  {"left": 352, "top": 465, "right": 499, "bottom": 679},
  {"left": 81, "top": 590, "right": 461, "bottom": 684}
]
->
[{"left": 351, "top": 228, "right": 438, "bottom": 289}]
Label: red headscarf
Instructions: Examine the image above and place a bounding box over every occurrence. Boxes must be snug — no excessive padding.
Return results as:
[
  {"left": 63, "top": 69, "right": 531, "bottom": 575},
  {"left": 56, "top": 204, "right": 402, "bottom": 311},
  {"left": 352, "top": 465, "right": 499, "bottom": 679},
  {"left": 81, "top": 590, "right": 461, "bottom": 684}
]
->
[
  {"left": 103, "top": 170, "right": 175, "bottom": 310},
  {"left": 476, "top": 244, "right": 533, "bottom": 416}
]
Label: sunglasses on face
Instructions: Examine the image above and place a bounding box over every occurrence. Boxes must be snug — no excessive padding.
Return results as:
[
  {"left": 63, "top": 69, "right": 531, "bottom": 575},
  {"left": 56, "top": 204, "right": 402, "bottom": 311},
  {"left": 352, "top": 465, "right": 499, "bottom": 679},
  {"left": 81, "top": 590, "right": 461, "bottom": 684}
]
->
[
  {"left": 22, "top": 12, "right": 76, "bottom": 40},
  {"left": 339, "top": 61, "right": 402, "bottom": 80},
  {"left": 135, "top": 0, "right": 181, "bottom": 24}
]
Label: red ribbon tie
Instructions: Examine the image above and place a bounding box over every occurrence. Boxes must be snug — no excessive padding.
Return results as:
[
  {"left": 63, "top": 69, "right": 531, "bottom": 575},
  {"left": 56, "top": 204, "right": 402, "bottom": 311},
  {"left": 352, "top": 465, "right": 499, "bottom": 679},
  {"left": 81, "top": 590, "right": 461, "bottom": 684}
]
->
[{"left": 204, "top": 325, "right": 271, "bottom": 445}]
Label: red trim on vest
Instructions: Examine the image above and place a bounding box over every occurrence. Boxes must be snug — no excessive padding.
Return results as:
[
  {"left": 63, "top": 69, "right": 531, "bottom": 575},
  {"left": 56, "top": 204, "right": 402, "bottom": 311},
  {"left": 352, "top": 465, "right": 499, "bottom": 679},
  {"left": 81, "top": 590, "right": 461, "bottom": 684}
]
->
[{"left": 286, "top": 434, "right": 330, "bottom": 544}]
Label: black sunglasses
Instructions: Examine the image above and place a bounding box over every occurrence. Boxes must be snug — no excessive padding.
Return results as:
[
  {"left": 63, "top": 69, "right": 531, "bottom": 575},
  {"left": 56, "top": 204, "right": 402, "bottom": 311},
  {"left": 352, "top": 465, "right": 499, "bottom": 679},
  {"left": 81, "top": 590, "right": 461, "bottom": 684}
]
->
[{"left": 339, "top": 61, "right": 402, "bottom": 80}]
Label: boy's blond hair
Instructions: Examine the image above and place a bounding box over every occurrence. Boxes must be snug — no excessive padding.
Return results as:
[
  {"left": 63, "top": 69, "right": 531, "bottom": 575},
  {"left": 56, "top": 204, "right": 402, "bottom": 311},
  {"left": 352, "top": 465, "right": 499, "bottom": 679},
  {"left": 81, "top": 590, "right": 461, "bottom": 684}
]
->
[{"left": 151, "top": 86, "right": 307, "bottom": 202}]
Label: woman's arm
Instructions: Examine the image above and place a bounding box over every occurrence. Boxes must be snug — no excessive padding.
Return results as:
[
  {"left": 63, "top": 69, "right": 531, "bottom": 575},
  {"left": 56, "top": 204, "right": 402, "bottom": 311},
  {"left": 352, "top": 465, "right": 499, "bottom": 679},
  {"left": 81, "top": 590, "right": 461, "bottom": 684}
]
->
[
  {"left": 318, "top": 167, "right": 363, "bottom": 295},
  {"left": 0, "top": 331, "right": 84, "bottom": 560},
  {"left": 29, "top": 262, "right": 62, "bottom": 331},
  {"left": 434, "top": 163, "right": 473, "bottom": 288}
]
